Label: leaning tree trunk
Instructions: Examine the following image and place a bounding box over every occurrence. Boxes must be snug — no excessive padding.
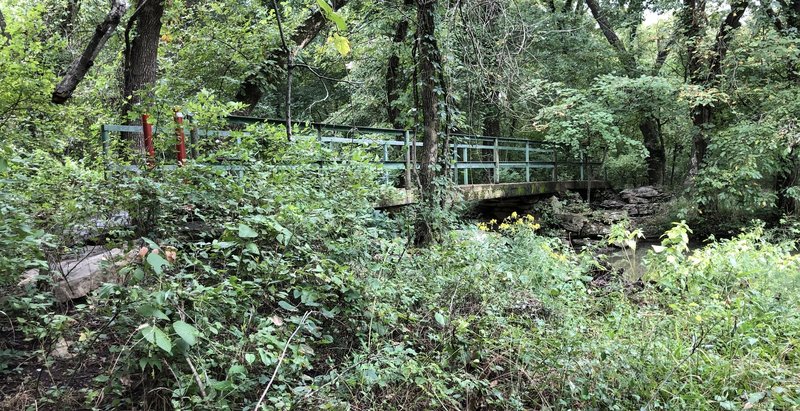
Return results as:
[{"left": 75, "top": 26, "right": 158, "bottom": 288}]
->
[
  {"left": 414, "top": 0, "right": 441, "bottom": 245},
  {"left": 52, "top": 0, "right": 128, "bottom": 104},
  {"left": 122, "top": 0, "right": 164, "bottom": 152},
  {"left": 639, "top": 117, "right": 666, "bottom": 185}
]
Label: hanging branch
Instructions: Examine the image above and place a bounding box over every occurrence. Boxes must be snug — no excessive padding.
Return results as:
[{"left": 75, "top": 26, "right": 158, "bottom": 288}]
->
[
  {"left": 273, "top": 0, "right": 293, "bottom": 140},
  {"left": 51, "top": 0, "right": 129, "bottom": 104},
  {"left": 235, "top": 0, "right": 350, "bottom": 114}
]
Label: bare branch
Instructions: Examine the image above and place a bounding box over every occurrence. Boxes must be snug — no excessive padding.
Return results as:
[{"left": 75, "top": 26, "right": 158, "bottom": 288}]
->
[{"left": 51, "top": 0, "right": 129, "bottom": 104}]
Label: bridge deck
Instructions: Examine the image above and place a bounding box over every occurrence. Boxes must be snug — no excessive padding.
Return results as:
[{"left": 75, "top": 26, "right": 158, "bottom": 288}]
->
[{"left": 377, "top": 180, "right": 608, "bottom": 208}]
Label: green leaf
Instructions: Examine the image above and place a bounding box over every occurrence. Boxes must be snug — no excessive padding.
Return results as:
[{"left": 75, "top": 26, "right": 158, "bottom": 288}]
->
[
  {"left": 245, "top": 353, "right": 255, "bottom": 364},
  {"left": 141, "top": 237, "right": 160, "bottom": 250},
  {"left": 245, "top": 242, "right": 259, "bottom": 254},
  {"left": 172, "top": 321, "right": 198, "bottom": 346},
  {"left": 238, "top": 223, "right": 258, "bottom": 238},
  {"left": 278, "top": 300, "right": 298, "bottom": 312},
  {"left": 228, "top": 364, "right": 247, "bottom": 377},
  {"left": 141, "top": 325, "right": 173, "bottom": 354},
  {"left": 316, "top": 0, "right": 346, "bottom": 31},
  {"left": 146, "top": 252, "right": 169, "bottom": 275},
  {"left": 331, "top": 33, "right": 350, "bottom": 56},
  {"left": 137, "top": 305, "right": 169, "bottom": 320},
  {"left": 434, "top": 312, "right": 447, "bottom": 327}
]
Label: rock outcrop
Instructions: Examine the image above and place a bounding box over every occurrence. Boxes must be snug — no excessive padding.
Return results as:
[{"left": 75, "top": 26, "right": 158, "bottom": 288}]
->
[
  {"left": 551, "top": 186, "right": 671, "bottom": 239},
  {"left": 600, "top": 186, "right": 671, "bottom": 218},
  {"left": 20, "top": 247, "right": 135, "bottom": 302}
]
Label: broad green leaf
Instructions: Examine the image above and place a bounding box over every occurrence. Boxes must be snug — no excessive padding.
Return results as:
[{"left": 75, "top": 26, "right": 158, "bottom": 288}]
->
[
  {"left": 228, "top": 364, "right": 246, "bottom": 377},
  {"left": 434, "top": 312, "right": 447, "bottom": 327},
  {"left": 172, "top": 320, "right": 198, "bottom": 346},
  {"left": 245, "top": 242, "right": 259, "bottom": 254},
  {"left": 153, "top": 327, "right": 173, "bottom": 354},
  {"left": 278, "top": 300, "right": 298, "bottom": 312},
  {"left": 146, "top": 252, "right": 169, "bottom": 275},
  {"left": 244, "top": 353, "right": 255, "bottom": 364},
  {"left": 316, "top": 0, "right": 346, "bottom": 31},
  {"left": 141, "top": 237, "right": 160, "bottom": 250},
  {"left": 141, "top": 325, "right": 156, "bottom": 344},
  {"left": 238, "top": 223, "right": 258, "bottom": 238},
  {"left": 137, "top": 305, "right": 169, "bottom": 320},
  {"left": 141, "top": 325, "right": 173, "bottom": 354},
  {"left": 331, "top": 33, "right": 350, "bottom": 56}
]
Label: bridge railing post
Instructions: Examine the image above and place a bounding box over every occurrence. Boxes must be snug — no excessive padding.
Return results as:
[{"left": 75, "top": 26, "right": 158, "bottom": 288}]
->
[
  {"left": 580, "top": 152, "right": 585, "bottom": 181},
  {"left": 552, "top": 147, "right": 558, "bottom": 181},
  {"left": 452, "top": 140, "right": 458, "bottom": 184},
  {"left": 493, "top": 137, "right": 500, "bottom": 184},
  {"left": 525, "top": 141, "right": 530, "bottom": 183},
  {"left": 462, "top": 145, "right": 468, "bottom": 184},
  {"left": 403, "top": 130, "right": 411, "bottom": 190},
  {"left": 383, "top": 140, "right": 390, "bottom": 185}
]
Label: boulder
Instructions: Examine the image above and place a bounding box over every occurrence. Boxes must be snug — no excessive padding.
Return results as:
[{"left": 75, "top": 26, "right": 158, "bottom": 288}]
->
[
  {"left": 52, "top": 248, "right": 126, "bottom": 302},
  {"left": 554, "top": 212, "right": 588, "bottom": 233},
  {"left": 599, "top": 199, "right": 626, "bottom": 209},
  {"left": 620, "top": 186, "right": 661, "bottom": 200},
  {"left": 19, "top": 247, "right": 131, "bottom": 302},
  {"left": 49, "top": 337, "right": 75, "bottom": 360}
]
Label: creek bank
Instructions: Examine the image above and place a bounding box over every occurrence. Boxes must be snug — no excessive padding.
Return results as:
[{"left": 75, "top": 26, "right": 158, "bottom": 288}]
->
[{"left": 517, "top": 186, "right": 673, "bottom": 243}]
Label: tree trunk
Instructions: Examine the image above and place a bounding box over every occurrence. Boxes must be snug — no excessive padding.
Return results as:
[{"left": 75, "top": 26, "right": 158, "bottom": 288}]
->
[
  {"left": 584, "top": 0, "right": 637, "bottom": 73},
  {"left": 58, "top": 0, "right": 81, "bottom": 37},
  {"left": 687, "top": 104, "right": 711, "bottom": 179},
  {"left": 414, "top": 0, "right": 441, "bottom": 245},
  {"left": 482, "top": 111, "right": 500, "bottom": 183},
  {"left": 683, "top": 0, "right": 748, "bottom": 182},
  {"left": 386, "top": 12, "right": 409, "bottom": 129},
  {"left": 0, "top": 7, "right": 10, "bottom": 43},
  {"left": 122, "top": 0, "right": 164, "bottom": 151},
  {"left": 52, "top": 0, "right": 128, "bottom": 104},
  {"left": 639, "top": 117, "right": 666, "bottom": 185}
]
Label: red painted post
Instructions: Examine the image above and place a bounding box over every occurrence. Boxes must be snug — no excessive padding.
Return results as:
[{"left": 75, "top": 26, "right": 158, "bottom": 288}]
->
[
  {"left": 174, "top": 110, "right": 187, "bottom": 165},
  {"left": 141, "top": 113, "right": 155, "bottom": 165}
]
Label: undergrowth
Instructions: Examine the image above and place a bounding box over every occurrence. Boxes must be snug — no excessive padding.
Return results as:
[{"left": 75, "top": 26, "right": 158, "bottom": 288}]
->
[{"left": 1, "top": 128, "right": 799, "bottom": 410}]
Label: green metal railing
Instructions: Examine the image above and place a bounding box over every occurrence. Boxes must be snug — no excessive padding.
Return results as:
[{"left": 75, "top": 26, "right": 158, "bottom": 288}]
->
[{"left": 101, "top": 116, "right": 604, "bottom": 186}]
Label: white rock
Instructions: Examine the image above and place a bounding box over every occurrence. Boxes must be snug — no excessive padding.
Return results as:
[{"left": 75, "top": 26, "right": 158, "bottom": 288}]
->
[{"left": 52, "top": 248, "right": 124, "bottom": 302}]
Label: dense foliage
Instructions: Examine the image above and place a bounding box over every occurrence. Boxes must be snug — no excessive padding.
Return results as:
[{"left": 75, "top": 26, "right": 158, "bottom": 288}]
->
[
  {"left": 2, "top": 0, "right": 800, "bottom": 409},
  {"left": 3, "top": 136, "right": 800, "bottom": 408}
]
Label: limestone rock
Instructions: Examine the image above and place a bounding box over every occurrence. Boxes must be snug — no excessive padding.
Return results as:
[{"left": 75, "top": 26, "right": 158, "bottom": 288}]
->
[
  {"left": 52, "top": 248, "right": 125, "bottom": 302},
  {"left": 555, "top": 212, "right": 588, "bottom": 233},
  {"left": 49, "top": 338, "right": 75, "bottom": 359},
  {"left": 620, "top": 186, "right": 660, "bottom": 200}
]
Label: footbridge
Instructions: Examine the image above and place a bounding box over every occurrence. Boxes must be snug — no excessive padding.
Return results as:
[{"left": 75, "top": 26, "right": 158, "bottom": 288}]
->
[{"left": 101, "top": 116, "right": 606, "bottom": 207}]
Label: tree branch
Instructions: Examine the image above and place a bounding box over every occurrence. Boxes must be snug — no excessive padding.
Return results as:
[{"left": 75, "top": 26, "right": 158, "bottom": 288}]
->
[
  {"left": 707, "top": 0, "right": 749, "bottom": 82},
  {"left": 653, "top": 36, "right": 675, "bottom": 74},
  {"left": 51, "top": 0, "right": 129, "bottom": 104},
  {"left": 234, "top": 0, "right": 349, "bottom": 113},
  {"left": 585, "top": 0, "right": 637, "bottom": 74},
  {"left": 0, "top": 7, "right": 10, "bottom": 43}
]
